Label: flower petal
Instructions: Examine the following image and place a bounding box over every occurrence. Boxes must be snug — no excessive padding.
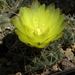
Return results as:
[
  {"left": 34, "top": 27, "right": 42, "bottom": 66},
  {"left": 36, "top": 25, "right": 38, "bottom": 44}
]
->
[
  {"left": 31, "top": 0, "right": 41, "bottom": 12},
  {"left": 19, "top": 7, "right": 33, "bottom": 27},
  {"left": 15, "top": 29, "right": 35, "bottom": 46},
  {"left": 47, "top": 3, "right": 55, "bottom": 13},
  {"left": 12, "top": 18, "right": 25, "bottom": 34},
  {"left": 47, "top": 14, "right": 65, "bottom": 38},
  {"left": 53, "top": 32, "right": 64, "bottom": 41}
]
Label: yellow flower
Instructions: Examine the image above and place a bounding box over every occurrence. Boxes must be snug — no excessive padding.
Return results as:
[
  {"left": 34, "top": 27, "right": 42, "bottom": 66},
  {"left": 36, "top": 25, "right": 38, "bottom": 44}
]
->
[{"left": 12, "top": 0, "right": 67, "bottom": 48}]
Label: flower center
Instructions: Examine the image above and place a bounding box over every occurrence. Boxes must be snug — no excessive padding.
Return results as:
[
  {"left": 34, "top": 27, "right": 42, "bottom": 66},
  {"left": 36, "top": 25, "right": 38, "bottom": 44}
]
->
[{"left": 36, "top": 28, "right": 42, "bottom": 35}]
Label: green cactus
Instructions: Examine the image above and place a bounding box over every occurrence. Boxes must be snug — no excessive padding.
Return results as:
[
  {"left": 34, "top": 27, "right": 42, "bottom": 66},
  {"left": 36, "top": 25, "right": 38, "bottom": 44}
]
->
[
  {"left": 4, "top": 33, "right": 63, "bottom": 73},
  {"left": 25, "top": 41, "right": 63, "bottom": 72},
  {"left": 6, "top": 0, "right": 32, "bottom": 17},
  {"left": 3, "top": 14, "right": 75, "bottom": 74},
  {"left": 59, "top": 15, "right": 75, "bottom": 47},
  {"left": 0, "top": 0, "right": 7, "bottom": 9},
  {"left": 2, "top": 15, "right": 75, "bottom": 74},
  {"left": 0, "top": 0, "right": 75, "bottom": 75},
  {"left": 0, "top": 13, "right": 10, "bottom": 25}
]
